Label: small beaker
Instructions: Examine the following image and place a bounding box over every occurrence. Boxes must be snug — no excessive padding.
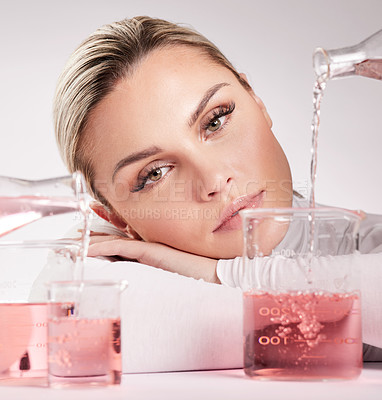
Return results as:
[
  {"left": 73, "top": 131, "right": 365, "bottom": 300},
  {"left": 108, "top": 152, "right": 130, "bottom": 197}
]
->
[
  {"left": 47, "top": 280, "right": 127, "bottom": 387},
  {"left": 313, "top": 28, "right": 382, "bottom": 81},
  {"left": 240, "top": 207, "right": 363, "bottom": 380},
  {"left": 0, "top": 242, "right": 82, "bottom": 386}
]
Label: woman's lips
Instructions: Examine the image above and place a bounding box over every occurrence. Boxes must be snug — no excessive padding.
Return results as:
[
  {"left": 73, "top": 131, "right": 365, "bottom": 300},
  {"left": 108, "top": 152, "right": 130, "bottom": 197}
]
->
[{"left": 213, "top": 191, "right": 265, "bottom": 233}]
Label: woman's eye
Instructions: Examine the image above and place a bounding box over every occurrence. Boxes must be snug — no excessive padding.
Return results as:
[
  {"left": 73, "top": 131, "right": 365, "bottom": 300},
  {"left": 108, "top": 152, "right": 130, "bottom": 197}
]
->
[
  {"left": 202, "top": 102, "right": 235, "bottom": 139},
  {"left": 146, "top": 166, "right": 171, "bottom": 186},
  {"left": 147, "top": 167, "right": 164, "bottom": 182},
  {"left": 132, "top": 165, "right": 172, "bottom": 193},
  {"left": 207, "top": 115, "right": 226, "bottom": 133}
]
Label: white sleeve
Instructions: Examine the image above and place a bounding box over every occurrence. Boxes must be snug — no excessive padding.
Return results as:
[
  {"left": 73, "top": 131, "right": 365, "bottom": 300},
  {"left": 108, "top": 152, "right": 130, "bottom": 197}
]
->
[
  {"left": 217, "top": 253, "right": 382, "bottom": 351},
  {"left": 216, "top": 257, "right": 244, "bottom": 288},
  {"left": 359, "top": 212, "right": 382, "bottom": 253}
]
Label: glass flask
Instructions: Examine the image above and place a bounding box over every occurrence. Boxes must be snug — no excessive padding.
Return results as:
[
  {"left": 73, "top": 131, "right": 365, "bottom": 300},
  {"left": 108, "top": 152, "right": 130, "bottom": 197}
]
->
[
  {"left": 0, "top": 172, "right": 89, "bottom": 242},
  {"left": 313, "top": 28, "right": 382, "bottom": 81}
]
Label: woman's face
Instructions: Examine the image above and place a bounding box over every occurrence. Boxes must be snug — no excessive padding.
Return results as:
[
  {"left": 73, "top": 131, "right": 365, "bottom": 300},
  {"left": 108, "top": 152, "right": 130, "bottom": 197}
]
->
[{"left": 85, "top": 46, "right": 292, "bottom": 258}]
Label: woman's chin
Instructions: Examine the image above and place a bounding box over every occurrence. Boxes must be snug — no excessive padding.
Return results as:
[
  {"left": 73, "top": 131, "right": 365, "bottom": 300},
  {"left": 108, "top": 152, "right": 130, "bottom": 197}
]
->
[{"left": 194, "top": 237, "right": 243, "bottom": 260}]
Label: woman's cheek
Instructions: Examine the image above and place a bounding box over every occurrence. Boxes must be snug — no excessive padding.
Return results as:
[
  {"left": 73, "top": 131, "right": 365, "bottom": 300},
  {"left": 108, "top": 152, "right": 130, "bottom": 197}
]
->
[{"left": 134, "top": 211, "right": 199, "bottom": 245}]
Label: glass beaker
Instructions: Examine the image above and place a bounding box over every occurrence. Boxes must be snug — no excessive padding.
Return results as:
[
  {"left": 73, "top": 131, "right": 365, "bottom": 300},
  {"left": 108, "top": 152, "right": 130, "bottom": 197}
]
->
[
  {"left": 240, "top": 207, "right": 363, "bottom": 380},
  {"left": 0, "top": 173, "right": 90, "bottom": 386},
  {"left": 0, "top": 242, "right": 83, "bottom": 386},
  {"left": 47, "top": 280, "right": 127, "bottom": 387},
  {"left": 313, "top": 28, "right": 382, "bottom": 81}
]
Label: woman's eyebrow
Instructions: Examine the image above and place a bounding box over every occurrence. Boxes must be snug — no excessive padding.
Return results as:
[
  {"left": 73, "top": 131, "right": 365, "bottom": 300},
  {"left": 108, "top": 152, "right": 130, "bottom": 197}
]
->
[
  {"left": 112, "top": 145, "right": 162, "bottom": 182},
  {"left": 188, "top": 82, "right": 230, "bottom": 127}
]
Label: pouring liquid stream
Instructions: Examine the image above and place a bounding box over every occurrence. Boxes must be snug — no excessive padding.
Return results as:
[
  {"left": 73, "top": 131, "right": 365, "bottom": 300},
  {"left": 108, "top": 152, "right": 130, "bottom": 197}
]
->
[
  {"left": 309, "top": 57, "right": 382, "bottom": 209},
  {"left": 307, "top": 58, "right": 382, "bottom": 284}
]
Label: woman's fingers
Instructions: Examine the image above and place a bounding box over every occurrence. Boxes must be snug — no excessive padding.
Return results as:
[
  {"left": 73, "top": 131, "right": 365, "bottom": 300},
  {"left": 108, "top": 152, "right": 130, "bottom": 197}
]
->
[
  {"left": 87, "top": 235, "right": 220, "bottom": 284},
  {"left": 89, "top": 234, "right": 132, "bottom": 244},
  {"left": 88, "top": 238, "right": 144, "bottom": 259},
  {"left": 89, "top": 231, "right": 112, "bottom": 237}
]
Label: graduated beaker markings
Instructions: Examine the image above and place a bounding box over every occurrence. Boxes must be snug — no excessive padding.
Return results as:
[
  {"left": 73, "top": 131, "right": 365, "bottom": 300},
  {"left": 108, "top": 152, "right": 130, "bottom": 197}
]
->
[
  {"left": 0, "top": 303, "right": 48, "bottom": 380},
  {"left": 256, "top": 335, "right": 360, "bottom": 347}
]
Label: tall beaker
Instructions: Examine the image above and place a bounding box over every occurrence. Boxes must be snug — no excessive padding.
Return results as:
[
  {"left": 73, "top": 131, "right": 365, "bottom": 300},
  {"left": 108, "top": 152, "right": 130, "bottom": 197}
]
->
[{"left": 240, "top": 207, "right": 363, "bottom": 380}]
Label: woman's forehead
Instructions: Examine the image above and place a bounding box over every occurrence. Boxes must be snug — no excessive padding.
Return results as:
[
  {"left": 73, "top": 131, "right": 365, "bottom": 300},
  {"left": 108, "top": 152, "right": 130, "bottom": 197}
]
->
[
  {"left": 84, "top": 46, "right": 243, "bottom": 180},
  {"left": 124, "top": 45, "right": 236, "bottom": 93},
  {"left": 88, "top": 46, "right": 239, "bottom": 134}
]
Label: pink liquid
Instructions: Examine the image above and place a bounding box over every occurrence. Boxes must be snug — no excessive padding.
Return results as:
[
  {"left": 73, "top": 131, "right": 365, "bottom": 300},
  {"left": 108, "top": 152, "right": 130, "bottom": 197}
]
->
[
  {"left": 0, "top": 303, "right": 48, "bottom": 385},
  {"left": 0, "top": 196, "right": 80, "bottom": 238},
  {"left": 243, "top": 291, "right": 362, "bottom": 380},
  {"left": 48, "top": 316, "right": 121, "bottom": 386},
  {"left": 355, "top": 59, "right": 382, "bottom": 80}
]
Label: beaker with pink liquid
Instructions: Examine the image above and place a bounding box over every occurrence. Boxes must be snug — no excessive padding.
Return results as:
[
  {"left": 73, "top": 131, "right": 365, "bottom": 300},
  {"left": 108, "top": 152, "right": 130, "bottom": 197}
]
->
[
  {"left": 240, "top": 207, "right": 363, "bottom": 380},
  {"left": 47, "top": 280, "right": 127, "bottom": 387}
]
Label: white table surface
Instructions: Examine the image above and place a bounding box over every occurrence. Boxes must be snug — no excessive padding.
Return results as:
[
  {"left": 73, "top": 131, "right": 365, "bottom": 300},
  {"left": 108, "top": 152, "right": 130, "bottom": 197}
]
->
[{"left": 1, "top": 364, "right": 381, "bottom": 400}]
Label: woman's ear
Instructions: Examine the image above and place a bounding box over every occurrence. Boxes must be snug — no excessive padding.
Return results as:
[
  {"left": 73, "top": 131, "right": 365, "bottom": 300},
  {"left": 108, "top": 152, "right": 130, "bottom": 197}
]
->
[
  {"left": 239, "top": 73, "right": 273, "bottom": 128},
  {"left": 90, "top": 201, "right": 142, "bottom": 240}
]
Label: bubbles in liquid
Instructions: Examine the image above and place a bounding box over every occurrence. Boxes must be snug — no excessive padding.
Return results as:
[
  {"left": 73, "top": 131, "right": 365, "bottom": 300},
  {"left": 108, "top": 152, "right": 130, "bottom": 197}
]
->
[
  {"left": 243, "top": 290, "right": 362, "bottom": 380},
  {"left": 48, "top": 316, "right": 121, "bottom": 385}
]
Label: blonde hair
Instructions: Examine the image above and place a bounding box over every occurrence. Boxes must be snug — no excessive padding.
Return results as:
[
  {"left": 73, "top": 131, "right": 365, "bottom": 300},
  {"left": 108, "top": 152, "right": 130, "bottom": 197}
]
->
[{"left": 54, "top": 16, "right": 250, "bottom": 205}]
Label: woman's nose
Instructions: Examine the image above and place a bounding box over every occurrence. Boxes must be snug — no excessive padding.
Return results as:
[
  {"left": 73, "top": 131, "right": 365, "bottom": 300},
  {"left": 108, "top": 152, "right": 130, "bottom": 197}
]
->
[{"left": 193, "top": 162, "right": 233, "bottom": 202}]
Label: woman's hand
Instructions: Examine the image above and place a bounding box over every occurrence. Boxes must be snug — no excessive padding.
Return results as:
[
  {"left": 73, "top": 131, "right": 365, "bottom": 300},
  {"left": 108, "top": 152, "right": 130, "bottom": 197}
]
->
[{"left": 87, "top": 232, "right": 220, "bottom": 284}]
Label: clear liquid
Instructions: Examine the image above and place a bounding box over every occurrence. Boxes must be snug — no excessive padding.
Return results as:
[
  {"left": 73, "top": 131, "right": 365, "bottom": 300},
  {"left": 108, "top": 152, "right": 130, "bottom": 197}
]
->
[
  {"left": 0, "top": 303, "right": 48, "bottom": 386},
  {"left": 308, "top": 58, "right": 382, "bottom": 274},
  {"left": 48, "top": 316, "right": 121, "bottom": 386},
  {"left": 0, "top": 196, "right": 81, "bottom": 238},
  {"left": 243, "top": 290, "right": 362, "bottom": 380},
  {"left": 0, "top": 195, "right": 90, "bottom": 278},
  {"left": 309, "top": 78, "right": 327, "bottom": 208},
  {"left": 306, "top": 77, "right": 327, "bottom": 282},
  {"left": 310, "top": 57, "right": 382, "bottom": 207}
]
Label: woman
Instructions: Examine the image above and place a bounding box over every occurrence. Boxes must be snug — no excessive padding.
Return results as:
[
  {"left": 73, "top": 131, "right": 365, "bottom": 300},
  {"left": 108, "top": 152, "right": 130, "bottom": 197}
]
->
[
  {"left": 55, "top": 16, "right": 293, "bottom": 281},
  {"left": 52, "top": 16, "right": 382, "bottom": 370}
]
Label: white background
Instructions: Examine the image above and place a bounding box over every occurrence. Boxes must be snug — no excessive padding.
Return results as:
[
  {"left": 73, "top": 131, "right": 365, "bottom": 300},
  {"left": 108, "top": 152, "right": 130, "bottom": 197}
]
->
[{"left": 0, "top": 0, "right": 381, "bottom": 213}]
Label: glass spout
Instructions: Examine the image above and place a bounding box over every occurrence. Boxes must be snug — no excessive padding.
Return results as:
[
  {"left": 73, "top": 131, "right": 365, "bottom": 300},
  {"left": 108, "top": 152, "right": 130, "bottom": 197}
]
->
[{"left": 313, "top": 28, "right": 382, "bottom": 81}]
